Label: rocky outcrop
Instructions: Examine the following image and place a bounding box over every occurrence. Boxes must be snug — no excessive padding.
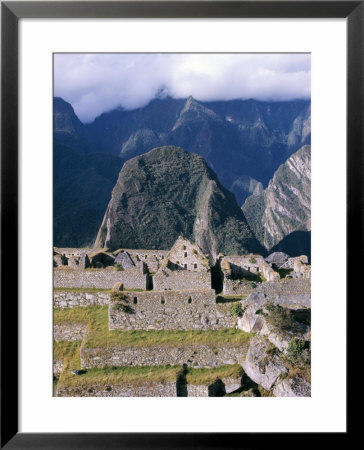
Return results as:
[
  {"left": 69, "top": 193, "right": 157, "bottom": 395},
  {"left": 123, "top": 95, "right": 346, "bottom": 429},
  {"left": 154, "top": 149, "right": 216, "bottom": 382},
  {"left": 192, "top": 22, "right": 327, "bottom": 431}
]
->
[
  {"left": 242, "top": 145, "right": 311, "bottom": 255},
  {"left": 95, "top": 146, "right": 264, "bottom": 258},
  {"left": 273, "top": 375, "right": 311, "bottom": 397},
  {"left": 238, "top": 298, "right": 310, "bottom": 352},
  {"left": 239, "top": 283, "right": 311, "bottom": 397},
  {"left": 243, "top": 337, "right": 288, "bottom": 390}
]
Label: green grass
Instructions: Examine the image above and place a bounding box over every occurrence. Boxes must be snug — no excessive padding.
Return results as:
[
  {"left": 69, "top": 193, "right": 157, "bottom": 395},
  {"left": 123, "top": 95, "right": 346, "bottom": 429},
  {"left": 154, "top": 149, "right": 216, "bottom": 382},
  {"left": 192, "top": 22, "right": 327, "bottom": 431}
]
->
[
  {"left": 55, "top": 341, "right": 243, "bottom": 390},
  {"left": 58, "top": 363, "right": 244, "bottom": 390},
  {"left": 54, "top": 306, "right": 252, "bottom": 349},
  {"left": 54, "top": 340, "right": 244, "bottom": 390},
  {"left": 54, "top": 341, "right": 82, "bottom": 361},
  {"left": 60, "top": 363, "right": 181, "bottom": 389},
  {"left": 216, "top": 294, "right": 247, "bottom": 304},
  {"left": 185, "top": 364, "right": 243, "bottom": 385},
  {"left": 54, "top": 287, "right": 111, "bottom": 293}
]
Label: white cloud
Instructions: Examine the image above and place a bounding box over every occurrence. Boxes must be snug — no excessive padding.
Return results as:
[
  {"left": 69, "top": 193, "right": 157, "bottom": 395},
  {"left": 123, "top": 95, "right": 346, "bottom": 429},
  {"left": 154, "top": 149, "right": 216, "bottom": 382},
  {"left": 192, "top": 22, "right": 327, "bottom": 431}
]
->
[{"left": 54, "top": 53, "right": 310, "bottom": 123}]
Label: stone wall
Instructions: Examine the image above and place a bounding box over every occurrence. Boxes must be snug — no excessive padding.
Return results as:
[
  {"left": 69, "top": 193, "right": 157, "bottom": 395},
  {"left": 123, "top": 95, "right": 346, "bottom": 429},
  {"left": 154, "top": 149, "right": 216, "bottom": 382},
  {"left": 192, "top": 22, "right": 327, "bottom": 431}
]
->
[
  {"left": 247, "top": 279, "right": 311, "bottom": 308},
  {"left": 223, "top": 279, "right": 258, "bottom": 296},
  {"left": 56, "top": 381, "right": 177, "bottom": 397},
  {"left": 54, "top": 268, "right": 148, "bottom": 290},
  {"left": 56, "top": 377, "right": 242, "bottom": 397},
  {"left": 123, "top": 249, "right": 169, "bottom": 273},
  {"left": 54, "top": 291, "right": 110, "bottom": 308},
  {"left": 54, "top": 247, "right": 99, "bottom": 257},
  {"left": 185, "top": 380, "right": 227, "bottom": 397},
  {"left": 53, "top": 322, "right": 88, "bottom": 341},
  {"left": 153, "top": 268, "right": 211, "bottom": 291},
  {"left": 80, "top": 343, "right": 250, "bottom": 369},
  {"left": 221, "top": 255, "right": 279, "bottom": 283},
  {"left": 109, "top": 289, "right": 236, "bottom": 331}
]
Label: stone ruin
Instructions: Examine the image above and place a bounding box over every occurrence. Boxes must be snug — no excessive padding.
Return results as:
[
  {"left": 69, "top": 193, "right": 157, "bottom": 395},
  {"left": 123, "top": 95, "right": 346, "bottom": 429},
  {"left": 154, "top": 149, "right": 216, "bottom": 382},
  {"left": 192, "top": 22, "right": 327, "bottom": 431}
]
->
[{"left": 53, "top": 237, "right": 312, "bottom": 397}]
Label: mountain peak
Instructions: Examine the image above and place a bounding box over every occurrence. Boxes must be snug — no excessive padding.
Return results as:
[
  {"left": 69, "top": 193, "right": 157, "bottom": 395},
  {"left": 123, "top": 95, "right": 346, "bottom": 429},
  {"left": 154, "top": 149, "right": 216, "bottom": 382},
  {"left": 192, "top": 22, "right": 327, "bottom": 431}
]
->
[
  {"left": 95, "top": 145, "right": 263, "bottom": 258},
  {"left": 53, "top": 97, "right": 90, "bottom": 152}
]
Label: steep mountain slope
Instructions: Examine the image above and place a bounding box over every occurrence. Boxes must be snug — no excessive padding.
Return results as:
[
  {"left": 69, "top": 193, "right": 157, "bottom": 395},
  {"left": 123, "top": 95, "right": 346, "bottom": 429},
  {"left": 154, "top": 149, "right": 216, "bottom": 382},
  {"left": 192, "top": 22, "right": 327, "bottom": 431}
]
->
[
  {"left": 53, "top": 97, "right": 91, "bottom": 153},
  {"left": 54, "top": 144, "right": 123, "bottom": 247},
  {"left": 94, "top": 146, "right": 264, "bottom": 258},
  {"left": 242, "top": 145, "right": 311, "bottom": 256}
]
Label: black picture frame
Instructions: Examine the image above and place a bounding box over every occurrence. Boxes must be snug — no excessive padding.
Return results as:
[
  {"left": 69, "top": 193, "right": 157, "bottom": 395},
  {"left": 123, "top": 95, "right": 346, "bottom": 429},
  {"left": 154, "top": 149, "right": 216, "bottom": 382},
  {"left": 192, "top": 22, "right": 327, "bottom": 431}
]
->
[{"left": 1, "top": 1, "right": 358, "bottom": 448}]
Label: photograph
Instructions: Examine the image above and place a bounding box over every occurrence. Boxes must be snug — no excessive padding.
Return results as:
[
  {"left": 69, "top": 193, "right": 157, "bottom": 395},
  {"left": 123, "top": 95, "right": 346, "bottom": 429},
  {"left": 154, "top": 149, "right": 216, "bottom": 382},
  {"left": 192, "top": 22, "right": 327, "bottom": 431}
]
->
[{"left": 52, "top": 53, "right": 312, "bottom": 398}]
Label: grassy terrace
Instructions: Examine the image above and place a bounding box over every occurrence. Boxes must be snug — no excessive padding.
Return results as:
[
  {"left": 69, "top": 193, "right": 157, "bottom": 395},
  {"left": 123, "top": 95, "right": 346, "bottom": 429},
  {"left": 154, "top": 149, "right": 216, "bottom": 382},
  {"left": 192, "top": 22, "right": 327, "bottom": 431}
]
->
[
  {"left": 216, "top": 294, "right": 247, "bottom": 304},
  {"left": 54, "top": 340, "right": 244, "bottom": 390},
  {"left": 54, "top": 287, "right": 146, "bottom": 293},
  {"left": 56, "top": 340, "right": 181, "bottom": 389},
  {"left": 54, "top": 306, "right": 252, "bottom": 349},
  {"left": 54, "top": 287, "right": 111, "bottom": 293}
]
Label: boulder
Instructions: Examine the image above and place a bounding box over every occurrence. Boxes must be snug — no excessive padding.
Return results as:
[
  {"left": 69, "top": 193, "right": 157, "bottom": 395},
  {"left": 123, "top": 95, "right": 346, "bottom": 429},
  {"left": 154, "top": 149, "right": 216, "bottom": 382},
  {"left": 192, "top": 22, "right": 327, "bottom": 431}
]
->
[
  {"left": 238, "top": 304, "right": 266, "bottom": 333},
  {"left": 267, "top": 331, "right": 294, "bottom": 352},
  {"left": 273, "top": 376, "right": 311, "bottom": 397},
  {"left": 242, "top": 336, "right": 288, "bottom": 390}
]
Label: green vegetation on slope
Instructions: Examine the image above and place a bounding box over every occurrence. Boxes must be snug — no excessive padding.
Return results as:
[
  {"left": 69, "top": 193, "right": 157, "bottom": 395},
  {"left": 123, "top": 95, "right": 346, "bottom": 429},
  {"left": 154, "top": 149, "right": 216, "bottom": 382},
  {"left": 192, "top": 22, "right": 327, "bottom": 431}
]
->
[{"left": 95, "top": 145, "right": 264, "bottom": 256}]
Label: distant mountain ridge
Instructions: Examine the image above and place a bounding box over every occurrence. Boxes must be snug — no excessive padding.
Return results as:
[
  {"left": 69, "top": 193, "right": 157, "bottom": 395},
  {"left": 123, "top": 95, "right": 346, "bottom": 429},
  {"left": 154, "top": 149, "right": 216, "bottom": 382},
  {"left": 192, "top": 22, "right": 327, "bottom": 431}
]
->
[
  {"left": 53, "top": 96, "right": 311, "bottom": 249},
  {"left": 95, "top": 146, "right": 265, "bottom": 258},
  {"left": 54, "top": 96, "right": 311, "bottom": 204}
]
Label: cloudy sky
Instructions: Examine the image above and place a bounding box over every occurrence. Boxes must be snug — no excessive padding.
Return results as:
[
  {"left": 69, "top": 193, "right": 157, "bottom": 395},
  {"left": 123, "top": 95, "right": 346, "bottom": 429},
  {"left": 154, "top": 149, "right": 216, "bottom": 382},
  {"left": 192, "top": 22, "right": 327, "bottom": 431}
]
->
[{"left": 54, "top": 53, "right": 310, "bottom": 123}]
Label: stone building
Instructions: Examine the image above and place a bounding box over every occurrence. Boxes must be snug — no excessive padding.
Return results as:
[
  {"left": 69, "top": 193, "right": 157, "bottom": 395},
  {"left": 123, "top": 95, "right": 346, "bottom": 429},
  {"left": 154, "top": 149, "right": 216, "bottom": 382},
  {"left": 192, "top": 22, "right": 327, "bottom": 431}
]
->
[
  {"left": 118, "top": 249, "right": 169, "bottom": 273},
  {"left": 153, "top": 237, "right": 212, "bottom": 290},
  {"left": 280, "top": 255, "right": 311, "bottom": 279},
  {"left": 167, "top": 236, "right": 212, "bottom": 272},
  {"left": 109, "top": 288, "right": 236, "bottom": 331},
  {"left": 114, "top": 251, "right": 135, "bottom": 269},
  {"left": 221, "top": 254, "right": 279, "bottom": 295}
]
